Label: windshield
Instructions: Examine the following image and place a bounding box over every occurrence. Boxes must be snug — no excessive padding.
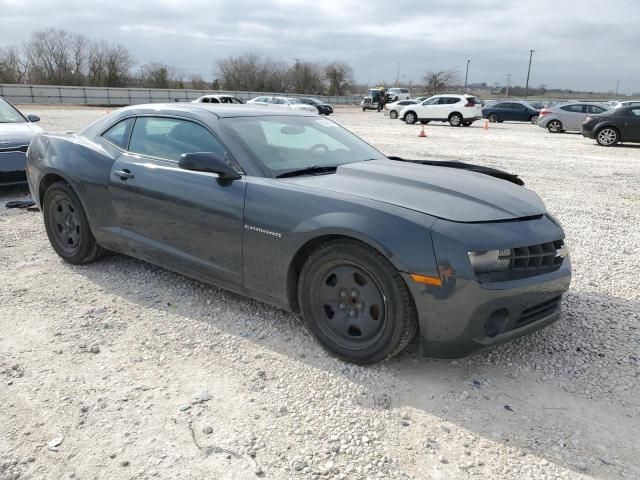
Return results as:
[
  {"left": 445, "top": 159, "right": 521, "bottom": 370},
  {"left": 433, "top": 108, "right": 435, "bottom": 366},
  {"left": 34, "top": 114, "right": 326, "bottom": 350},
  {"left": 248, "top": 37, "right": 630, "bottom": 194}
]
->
[
  {"left": 0, "top": 98, "right": 26, "bottom": 123},
  {"left": 223, "top": 116, "right": 385, "bottom": 177}
]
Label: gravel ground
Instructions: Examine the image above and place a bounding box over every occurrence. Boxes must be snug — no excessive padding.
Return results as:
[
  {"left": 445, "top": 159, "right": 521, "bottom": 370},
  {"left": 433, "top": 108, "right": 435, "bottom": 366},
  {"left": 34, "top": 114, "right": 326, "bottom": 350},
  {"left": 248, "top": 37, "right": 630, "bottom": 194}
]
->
[{"left": 1, "top": 105, "right": 638, "bottom": 480}]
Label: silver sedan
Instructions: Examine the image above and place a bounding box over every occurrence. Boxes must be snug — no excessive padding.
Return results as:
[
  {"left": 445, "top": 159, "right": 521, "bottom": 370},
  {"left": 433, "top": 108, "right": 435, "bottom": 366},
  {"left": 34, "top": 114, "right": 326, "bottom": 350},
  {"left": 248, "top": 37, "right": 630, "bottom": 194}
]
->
[{"left": 537, "top": 102, "right": 609, "bottom": 133}]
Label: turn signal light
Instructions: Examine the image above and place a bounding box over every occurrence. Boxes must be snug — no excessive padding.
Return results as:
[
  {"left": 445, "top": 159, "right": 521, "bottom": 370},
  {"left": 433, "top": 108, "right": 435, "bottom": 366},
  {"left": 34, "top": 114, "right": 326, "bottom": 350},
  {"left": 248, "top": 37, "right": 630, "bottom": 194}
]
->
[{"left": 410, "top": 274, "right": 442, "bottom": 286}]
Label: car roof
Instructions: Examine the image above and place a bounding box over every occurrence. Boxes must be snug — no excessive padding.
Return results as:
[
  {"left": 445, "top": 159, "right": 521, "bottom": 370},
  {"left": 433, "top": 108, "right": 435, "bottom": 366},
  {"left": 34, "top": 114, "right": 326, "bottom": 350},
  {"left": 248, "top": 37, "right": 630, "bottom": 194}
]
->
[{"left": 116, "top": 103, "right": 315, "bottom": 118}]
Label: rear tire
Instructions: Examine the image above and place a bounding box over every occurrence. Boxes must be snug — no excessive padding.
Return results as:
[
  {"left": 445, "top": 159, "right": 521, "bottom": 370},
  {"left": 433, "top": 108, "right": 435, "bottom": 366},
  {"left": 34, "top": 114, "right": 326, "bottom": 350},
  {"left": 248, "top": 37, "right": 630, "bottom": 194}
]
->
[
  {"left": 298, "top": 239, "right": 418, "bottom": 364},
  {"left": 449, "top": 113, "right": 463, "bottom": 127},
  {"left": 547, "top": 120, "right": 563, "bottom": 133},
  {"left": 488, "top": 113, "right": 499, "bottom": 123},
  {"left": 404, "top": 111, "right": 417, "bottom": 124},
  {"left": 43, "top": 181, "right": 105, "bottom": 264},
  {"left": 596, "top": 127, "right": 619, "bottom": 146},
  {"left": 530, "top": 114, "right": 539, "bottom": 124},
  {"left": 390, "top": 110, "right": 398, "bottom": 119}
]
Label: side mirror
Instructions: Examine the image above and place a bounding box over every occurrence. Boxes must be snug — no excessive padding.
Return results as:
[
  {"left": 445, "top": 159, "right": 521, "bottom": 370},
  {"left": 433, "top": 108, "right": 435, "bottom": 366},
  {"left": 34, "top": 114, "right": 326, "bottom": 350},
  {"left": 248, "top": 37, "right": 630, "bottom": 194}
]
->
[
  {"left": 179, "top": 152, "right": 241, "bottom": 180},
  {"left": 27, "top": 114, "right": 40, "bottom": 122}
]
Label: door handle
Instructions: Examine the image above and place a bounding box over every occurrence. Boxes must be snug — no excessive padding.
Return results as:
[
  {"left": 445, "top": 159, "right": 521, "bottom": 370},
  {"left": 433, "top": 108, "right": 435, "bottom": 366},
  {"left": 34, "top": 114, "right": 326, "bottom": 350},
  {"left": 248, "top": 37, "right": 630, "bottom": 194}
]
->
[{"left": 113, "top": 169, "right": 134, "bottom": 180}]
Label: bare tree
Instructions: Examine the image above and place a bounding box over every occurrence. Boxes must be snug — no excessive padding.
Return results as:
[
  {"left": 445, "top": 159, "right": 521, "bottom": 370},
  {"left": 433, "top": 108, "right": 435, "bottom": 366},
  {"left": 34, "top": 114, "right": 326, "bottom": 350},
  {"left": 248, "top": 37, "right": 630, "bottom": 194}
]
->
[
  {"left": 290, "top": 60, "right": 325, "bottom": 94},
  {"left": 261, "top": 58, "right": 291, "bottom": 92},
  {"left": 423, "top": 69, "right": 459, "bottom": 95},
  {"left": 138, "top": 62, "right": 179, "bottom": 88},
  {"left": 325, "top": 61, "right": 353, "bottom": 96},
  {"left": 188, "top": 74, "right": 209, "bottom": 90},
  {"left": 217, "top": 53, "right": 263, "bottom": 91},
  {"left": 0, "top": 46, "right": 27, "bottom": 83}
]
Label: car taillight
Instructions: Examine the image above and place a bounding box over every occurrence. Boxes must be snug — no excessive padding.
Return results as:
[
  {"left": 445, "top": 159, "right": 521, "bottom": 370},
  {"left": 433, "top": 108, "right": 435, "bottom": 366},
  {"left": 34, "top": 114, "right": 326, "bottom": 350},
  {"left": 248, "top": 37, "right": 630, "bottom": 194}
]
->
[{"left": 539, "top": 109, "right": 552, "bottom": 116}]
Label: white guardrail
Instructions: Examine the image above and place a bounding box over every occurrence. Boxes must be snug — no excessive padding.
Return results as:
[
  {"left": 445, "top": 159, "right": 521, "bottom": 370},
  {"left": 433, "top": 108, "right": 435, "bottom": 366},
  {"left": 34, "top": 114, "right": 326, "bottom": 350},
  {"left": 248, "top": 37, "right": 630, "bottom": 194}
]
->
[{"left": 0, "top": 84, "right": 364, "bottom": 106}]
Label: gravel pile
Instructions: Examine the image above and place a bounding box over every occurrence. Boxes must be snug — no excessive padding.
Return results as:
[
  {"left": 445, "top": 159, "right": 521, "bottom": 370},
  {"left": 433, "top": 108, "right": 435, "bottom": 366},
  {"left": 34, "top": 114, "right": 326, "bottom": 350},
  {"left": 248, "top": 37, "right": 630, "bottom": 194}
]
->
[{"left": 0, "top": 106, "right": 638, "bottom": 479}]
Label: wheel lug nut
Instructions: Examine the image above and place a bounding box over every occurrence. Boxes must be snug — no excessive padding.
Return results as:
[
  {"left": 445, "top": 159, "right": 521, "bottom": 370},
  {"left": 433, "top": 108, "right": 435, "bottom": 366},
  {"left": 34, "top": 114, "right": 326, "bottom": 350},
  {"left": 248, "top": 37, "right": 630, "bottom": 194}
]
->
[
  {"left": 351, "top": 291, "right": 358, "bottom": 297},
  {"left": 340, "top": 291, "right": 347, "bottom": 297},
  {"left": 358, "top": 303, "right": 364, "bottom": 310},
  {"left": 348, "top": 310, "right": 356, "bottom": 317},
  {"left": 339, "top": 303, "right": 346, "bottom": 309}
]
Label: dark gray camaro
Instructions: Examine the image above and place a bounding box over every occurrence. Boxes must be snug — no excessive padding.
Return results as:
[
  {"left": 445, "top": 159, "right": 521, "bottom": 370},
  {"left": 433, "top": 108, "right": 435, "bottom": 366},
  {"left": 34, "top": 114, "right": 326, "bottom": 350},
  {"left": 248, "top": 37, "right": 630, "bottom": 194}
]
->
[{"left": 26, "top": 104, "right": 571, "bottom": 363}]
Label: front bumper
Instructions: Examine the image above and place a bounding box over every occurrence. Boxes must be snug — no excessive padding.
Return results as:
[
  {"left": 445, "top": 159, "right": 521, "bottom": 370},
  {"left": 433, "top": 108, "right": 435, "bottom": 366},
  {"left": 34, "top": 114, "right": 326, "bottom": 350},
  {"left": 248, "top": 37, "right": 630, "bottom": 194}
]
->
[
  {"left": 405, "top": 215, "right": 572, "bottom": 358},
  {"left": 0, "top": 150, "right": 28, "bottom": 186}
]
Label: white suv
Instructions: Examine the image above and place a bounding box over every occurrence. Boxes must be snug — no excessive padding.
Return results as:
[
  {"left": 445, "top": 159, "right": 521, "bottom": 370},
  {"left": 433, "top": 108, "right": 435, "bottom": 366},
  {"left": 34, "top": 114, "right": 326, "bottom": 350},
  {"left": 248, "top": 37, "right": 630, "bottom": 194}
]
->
[
  {"left": 387, "top": 88, "right": 410, "bottom": 102},
  {"left": 399, "top": 94, "right": 483, "bottom": 126}
]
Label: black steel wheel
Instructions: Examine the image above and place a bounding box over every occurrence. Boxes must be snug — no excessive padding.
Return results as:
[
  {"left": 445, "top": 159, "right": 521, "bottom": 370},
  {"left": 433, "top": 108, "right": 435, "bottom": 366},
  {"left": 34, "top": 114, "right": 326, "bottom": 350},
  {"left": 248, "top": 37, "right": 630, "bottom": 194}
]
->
[
  {"left": 298, "top": 239, "right": 418, "bottom": 364},
  {"left": 43, "top": 181, "right": 105, "bottom": 264}
]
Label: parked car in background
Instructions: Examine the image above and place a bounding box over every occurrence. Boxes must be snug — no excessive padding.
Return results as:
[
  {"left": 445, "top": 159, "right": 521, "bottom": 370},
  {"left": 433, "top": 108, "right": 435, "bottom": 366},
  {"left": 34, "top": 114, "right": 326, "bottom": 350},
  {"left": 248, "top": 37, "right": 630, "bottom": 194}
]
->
[
  {"left": 387, "top": 88, "right": 411, "bottom": 102},
  {"left": 537, "top": 102, "right": 609, "bottom": 133},
  {"left": 0, "top": 96, "right": 43, "bottom": 186},
  {"left": 612, "top": 100, "right": 640, "bottom": 108},
  {"left": 399, "top": 94, "right": 483, "bottom": 126},
  {"left": 582, "top": 105, "right": 640, "bottom": 146},
  {"left": 298, "top": 98, "right": 334, "bottom": 115},
  {"left": 482, "top": 101, "right": 540, "bottom": 124},
  {"left": 384, "top": 99, "right": 418, "bottom": 119},
  {"left": 193, "top": 95, "right": 244, "bottom": 104},
  {"left": 246, "top": 96, "right": 317, "bottom": 114},
  {"left": 26, "top": 103, "right": 571, "bottom": 363}
]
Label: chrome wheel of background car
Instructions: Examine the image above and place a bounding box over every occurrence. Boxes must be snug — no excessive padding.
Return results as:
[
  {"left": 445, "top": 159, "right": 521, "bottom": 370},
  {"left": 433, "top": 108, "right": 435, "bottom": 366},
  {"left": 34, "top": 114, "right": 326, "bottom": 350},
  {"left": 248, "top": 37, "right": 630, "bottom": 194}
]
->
[
  {"left": 488, "top": 113, "right": 498, "bottom": 123},
  {"left": 313, "top": 263, "right": 387, "bottom": 350},
  {"left": 530, "top": 115, "right": 539, "bottom": 124},
  {"left": 596, "top": 128, "right": 619, "bottom": 146},
  {"left": 389, "top": 110, "right": 398, "bottom": 119},
  {"left": 405, "top": 112, "right": 417, "bottom": 124},
  {"left": 547, "top": 120, "right": 563, "bottom": 133},
  {"left": 449, "top": 113, "right": 462, "bottom": 126}
]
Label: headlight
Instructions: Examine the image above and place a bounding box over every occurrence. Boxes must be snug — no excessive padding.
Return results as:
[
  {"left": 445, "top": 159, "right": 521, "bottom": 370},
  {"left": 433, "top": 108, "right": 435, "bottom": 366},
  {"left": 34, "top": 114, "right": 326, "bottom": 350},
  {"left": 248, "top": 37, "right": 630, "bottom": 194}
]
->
[{"left": 468, "top": 249, "right": 511, "bottom": 273}]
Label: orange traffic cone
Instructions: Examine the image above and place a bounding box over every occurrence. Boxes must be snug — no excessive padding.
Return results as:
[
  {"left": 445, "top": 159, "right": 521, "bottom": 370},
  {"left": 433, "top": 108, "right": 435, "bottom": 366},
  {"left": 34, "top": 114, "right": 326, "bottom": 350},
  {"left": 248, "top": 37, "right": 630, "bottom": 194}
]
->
[
  {"left": 483, "top": 119, "right": 489, "bottom": 130},
  {"left": 419, "top": 125, "right": 427, "bottom": 137}
]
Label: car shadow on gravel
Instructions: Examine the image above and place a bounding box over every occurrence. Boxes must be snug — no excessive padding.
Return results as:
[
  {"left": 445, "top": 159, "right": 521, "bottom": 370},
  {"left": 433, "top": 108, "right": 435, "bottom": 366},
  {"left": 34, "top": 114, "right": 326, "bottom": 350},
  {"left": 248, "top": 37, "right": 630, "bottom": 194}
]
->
[{"left": 72, "top": 254, "right": 639, "bottom": 480}]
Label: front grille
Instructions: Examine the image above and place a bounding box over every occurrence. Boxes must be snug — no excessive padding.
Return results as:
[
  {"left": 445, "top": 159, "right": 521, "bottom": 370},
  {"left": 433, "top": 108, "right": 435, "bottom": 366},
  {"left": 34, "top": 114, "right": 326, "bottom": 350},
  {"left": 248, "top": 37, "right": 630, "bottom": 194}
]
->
[
  {"left": 514, "top": 296, "right": 562, "bottom": 328},
  {"left": 505, "top": 239, "right": 565, "bottom": 270},
  {"left": 0, "top": 145, "right": 29, "bottom": 153},
  {"left": 476, "top": 239, "right": 566, "bottom": 282}
]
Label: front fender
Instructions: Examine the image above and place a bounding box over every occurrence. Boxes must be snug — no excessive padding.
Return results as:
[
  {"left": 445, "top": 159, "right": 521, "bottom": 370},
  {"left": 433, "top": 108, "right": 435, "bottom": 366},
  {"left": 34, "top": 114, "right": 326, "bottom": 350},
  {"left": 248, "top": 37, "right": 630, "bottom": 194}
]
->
[{"left": 242, "top": 179, "right": 439, "bottom": 305}]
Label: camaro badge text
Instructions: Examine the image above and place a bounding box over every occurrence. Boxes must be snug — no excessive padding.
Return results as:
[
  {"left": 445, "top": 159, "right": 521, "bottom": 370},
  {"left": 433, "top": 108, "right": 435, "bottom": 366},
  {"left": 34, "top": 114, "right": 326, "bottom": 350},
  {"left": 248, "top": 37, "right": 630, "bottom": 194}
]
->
[{"left": 244, "top": 224, "right": 282, "bottom": 238}]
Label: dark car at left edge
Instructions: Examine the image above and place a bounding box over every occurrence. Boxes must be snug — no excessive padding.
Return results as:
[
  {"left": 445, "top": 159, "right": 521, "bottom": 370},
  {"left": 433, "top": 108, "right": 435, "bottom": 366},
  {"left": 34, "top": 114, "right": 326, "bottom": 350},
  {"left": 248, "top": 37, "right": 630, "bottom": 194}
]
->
[{"left": 0, "top": 96, "right": 43, "bottom": 186}]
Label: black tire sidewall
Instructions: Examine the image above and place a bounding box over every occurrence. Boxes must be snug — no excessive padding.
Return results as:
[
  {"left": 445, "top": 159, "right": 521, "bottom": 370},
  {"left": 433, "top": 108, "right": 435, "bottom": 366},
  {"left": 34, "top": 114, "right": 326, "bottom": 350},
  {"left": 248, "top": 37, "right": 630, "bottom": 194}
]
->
[
  {"left": 298, "top": 241, "right": 415, "bottom": 364},
  {"left": 43, "top": 182, "right": 96, "bottom": 264}
]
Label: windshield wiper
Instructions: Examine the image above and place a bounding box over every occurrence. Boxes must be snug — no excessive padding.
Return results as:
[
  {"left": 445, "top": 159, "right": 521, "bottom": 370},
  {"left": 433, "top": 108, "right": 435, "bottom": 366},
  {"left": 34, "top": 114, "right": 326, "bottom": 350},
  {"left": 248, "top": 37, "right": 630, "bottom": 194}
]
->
[{"left": 276, "top": 165, "right": 338, "bottom": 178}]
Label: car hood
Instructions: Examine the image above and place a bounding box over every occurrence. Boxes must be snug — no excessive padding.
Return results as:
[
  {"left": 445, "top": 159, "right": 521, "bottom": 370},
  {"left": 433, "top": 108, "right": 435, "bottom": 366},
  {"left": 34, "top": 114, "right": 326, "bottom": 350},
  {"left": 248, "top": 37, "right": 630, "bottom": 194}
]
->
[
  {"left": 0, "top": 123, "right": 42, "bottom": 147},
  {"left": 282, "top": 159, "right": 546, "bottom": 222}
]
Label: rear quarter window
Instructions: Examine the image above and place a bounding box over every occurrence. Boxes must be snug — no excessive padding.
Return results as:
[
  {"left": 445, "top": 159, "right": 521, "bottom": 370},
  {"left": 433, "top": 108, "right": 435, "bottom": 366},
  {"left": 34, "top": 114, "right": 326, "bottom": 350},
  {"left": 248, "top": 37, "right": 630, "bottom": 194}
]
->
[{"left": 101, "top": 118, "right": 134, "bottom": 149}]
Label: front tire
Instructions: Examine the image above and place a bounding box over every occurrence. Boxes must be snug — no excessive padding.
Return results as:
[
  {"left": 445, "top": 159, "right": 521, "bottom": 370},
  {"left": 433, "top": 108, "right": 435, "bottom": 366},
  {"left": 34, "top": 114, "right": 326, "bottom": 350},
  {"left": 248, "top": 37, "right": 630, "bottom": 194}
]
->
[
  {"left": 547, "top": 120, "right": 563, "bottom": 133},
  {"left": 488, "top": 113, "right": 498, "bottom": 123},
  {"left": 449, "top": 113, "right": 463, "bottom": 127},
  {"left": 404, "top": 111, "right": 417, "bottom": 124},
  {"left": 298, "top": 239, "right": 418, "bottom": 364},
  {"left": 596, "top": 127, "right": 619, "bottom": 146},
  {"left": 43, "top": 182, "right": 105, "bottom": 264},
  {"left": 390, "top": 110, "right": 398, "bottom": 119}
]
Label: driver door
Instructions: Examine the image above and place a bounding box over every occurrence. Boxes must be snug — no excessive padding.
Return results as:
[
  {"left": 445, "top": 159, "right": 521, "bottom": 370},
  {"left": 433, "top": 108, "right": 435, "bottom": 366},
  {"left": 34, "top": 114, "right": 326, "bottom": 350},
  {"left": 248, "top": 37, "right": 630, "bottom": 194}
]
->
[{"left": 108, "top": 116, "right": 245, "bottom": 285}]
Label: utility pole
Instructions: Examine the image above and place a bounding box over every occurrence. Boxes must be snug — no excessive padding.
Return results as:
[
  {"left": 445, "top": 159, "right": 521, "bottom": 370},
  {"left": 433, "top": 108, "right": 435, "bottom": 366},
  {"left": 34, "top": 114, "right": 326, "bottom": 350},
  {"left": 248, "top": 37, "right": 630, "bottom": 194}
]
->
[
  {"left": 506, "top": 74, "right": 511, "bottom": 98},
  {"left": 524, "top": 49, "right": 535, "bottom": 99},
  {"left": 615, "top": 80, "right": 620, "bottom": 96},
  {"left": 464, "top": 59, "right": 470, "bottom": 93},
  {"left": 396, "top": 62, "right": 400, "bottom": 86}
]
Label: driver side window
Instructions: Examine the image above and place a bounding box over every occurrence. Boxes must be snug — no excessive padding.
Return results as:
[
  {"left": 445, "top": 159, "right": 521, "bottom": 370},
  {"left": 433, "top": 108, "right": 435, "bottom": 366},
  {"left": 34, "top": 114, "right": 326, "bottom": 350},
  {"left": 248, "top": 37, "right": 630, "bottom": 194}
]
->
[{"left": 128, "top": 117, "right": 227, "bottom": 162}]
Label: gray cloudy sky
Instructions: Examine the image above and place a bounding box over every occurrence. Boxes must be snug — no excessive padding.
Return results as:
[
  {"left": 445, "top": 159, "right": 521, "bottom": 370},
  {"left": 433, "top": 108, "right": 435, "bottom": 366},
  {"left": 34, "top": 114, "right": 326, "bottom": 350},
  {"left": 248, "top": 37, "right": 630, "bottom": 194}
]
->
[{"left": 2, "top": 0, "right": 639, "bottom": 93}]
